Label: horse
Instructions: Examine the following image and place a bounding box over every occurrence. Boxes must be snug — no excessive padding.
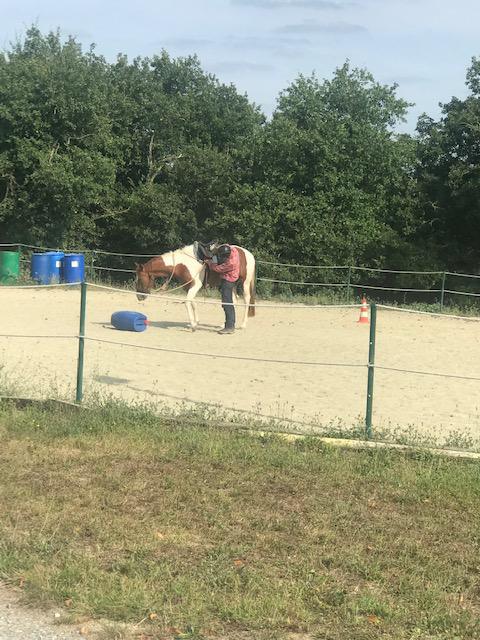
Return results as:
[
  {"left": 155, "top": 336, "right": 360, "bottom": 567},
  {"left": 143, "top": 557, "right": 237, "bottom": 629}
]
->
[{"left": 135, "top": 244, "right": 256, "bottom": 331}]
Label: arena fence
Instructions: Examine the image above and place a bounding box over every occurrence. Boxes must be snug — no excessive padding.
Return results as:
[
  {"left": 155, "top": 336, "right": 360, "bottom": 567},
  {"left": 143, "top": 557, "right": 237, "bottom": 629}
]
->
[
  {"left": 3, "top": 279, "right": 480, "bottom": 449},
  {"left": 3, "top": 242, "right": 480, "bottom": 309}
]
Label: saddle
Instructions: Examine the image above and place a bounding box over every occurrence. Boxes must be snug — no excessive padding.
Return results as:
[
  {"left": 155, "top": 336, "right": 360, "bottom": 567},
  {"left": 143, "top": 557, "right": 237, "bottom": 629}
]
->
[{"left": 193, "top": 240, "right": 218, "bottom": 261}]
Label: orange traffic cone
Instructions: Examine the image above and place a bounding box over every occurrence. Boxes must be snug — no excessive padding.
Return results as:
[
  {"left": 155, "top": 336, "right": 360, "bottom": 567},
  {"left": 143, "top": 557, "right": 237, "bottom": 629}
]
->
[{"left": 357, "top": 295, "right": 369, "bottom": 324}]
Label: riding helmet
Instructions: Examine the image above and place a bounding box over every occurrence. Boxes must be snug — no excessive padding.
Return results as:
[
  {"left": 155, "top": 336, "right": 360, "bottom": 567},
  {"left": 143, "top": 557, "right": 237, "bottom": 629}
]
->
[{"left": 217, "top": 244, "right": 231, "bottom": 264}]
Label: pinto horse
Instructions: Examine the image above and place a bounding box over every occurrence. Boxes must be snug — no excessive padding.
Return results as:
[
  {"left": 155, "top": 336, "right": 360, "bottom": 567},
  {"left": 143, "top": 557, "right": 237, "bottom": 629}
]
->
[{"left": 135, "top": 244, "right": 256, "bottom": 331}]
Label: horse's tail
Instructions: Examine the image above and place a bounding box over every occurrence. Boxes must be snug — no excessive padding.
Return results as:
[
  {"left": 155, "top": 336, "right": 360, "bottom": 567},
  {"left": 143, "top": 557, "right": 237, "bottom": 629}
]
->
[{"left": 248, "top": 271, "right": 256, "bottom": 317}]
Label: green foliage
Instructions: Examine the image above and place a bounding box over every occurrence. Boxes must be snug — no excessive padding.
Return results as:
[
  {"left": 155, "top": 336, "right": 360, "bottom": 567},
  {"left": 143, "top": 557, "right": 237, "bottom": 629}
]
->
[
  {"left": 1, "top": 25, "right": 477, "bottom": 276},
  {"left": 416, "top": 57, "right": 480, "bottom": 272},
  {"left": 0, "top": 27, "right": 116, "bottom": 246},
  {"left": 257, "top": 65, "right": 418, "bottom": 266}
]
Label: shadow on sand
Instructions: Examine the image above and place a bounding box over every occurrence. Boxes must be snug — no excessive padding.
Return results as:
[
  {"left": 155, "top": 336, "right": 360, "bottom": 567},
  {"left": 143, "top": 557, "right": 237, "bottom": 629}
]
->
[{"left": 90, "top": 320, "right": 220, "bottom": 332}]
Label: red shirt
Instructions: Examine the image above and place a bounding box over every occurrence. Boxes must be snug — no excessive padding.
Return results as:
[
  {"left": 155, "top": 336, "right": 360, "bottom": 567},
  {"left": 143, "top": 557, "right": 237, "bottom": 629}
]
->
[{"left": 207, "top": 246, "right": 240, "bottom": 282}]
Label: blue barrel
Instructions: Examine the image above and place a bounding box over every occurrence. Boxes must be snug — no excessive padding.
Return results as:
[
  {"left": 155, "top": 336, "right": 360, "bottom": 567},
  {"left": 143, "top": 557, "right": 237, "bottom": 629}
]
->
[
  {"left": 45, "top": 251, "right": 64, "bottom": 283},
  {"left": 31, "top": 253, "right": 52, "bottom": 284},
  {"left": 63, "top": 253, "right": 85, "bottom": 283},
  {"left": 111, "top": 311, "right": 149, "bottom": 332}
]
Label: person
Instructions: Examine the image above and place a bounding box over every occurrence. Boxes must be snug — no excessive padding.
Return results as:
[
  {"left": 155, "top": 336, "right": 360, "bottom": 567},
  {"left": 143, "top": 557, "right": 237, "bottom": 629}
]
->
[{"left": 204, "top": 244, "right": 240, "bottom": 334}]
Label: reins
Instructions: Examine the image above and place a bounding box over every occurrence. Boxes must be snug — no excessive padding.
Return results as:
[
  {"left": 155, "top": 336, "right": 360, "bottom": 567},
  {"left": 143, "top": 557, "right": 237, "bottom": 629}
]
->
[
  {"left": 153, "top": 279, "right": 195, "bottom": 294},
  {"left": 145, "top": 250, "right": 198, "bottom": 294},
  {"left": 156, "top": 251, "right": 176, "bottom": 291}
]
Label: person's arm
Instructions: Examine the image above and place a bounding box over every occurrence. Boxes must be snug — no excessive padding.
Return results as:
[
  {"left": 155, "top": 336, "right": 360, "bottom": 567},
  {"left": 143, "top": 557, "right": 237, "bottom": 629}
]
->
[{"left": 205, "top": 258, "right": 234, "bottom": 274}]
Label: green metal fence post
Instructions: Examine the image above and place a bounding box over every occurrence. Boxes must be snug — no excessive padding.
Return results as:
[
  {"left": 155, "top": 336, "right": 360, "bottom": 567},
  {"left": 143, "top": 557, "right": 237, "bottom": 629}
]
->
[
  {"left": 75, "top": 282, "right": 87, "bottom": 403},
  {"left": 440, "top": 272, "right": 446, "bottom": 311},
  {"left": 365, "top": 303, "right": 377, "bottom": 439}
]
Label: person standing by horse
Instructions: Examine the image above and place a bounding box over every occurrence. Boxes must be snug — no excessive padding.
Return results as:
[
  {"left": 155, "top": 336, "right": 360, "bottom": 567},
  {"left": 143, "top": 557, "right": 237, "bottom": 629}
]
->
[{"left": 204, "top": 244, "right": 240, "bottom": 334}]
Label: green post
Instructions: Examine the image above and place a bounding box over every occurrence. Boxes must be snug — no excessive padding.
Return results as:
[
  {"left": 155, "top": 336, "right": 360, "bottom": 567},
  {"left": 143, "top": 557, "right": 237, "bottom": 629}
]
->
[
  {"left": 440, "top": 272, "right": 446, "bottom": 311},
  {"left": 365, "top": 303, "right": 377, "bottom": 439},
  {"left": 75, "top": 282, "right": 87, "bottom": 403}
]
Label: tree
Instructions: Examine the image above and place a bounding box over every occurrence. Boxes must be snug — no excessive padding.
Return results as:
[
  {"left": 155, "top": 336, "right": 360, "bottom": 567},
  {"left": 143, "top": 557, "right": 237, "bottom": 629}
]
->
[
  {"left": 0, "top": 28, "right": 432, "bottom": 276},
  {"left": 0, "top": 28, "right": 265, "bottom": 251},
  {"left": 0, "top": 27, "right": 117, "bottom": 246},
  {"left": 416, "top": 57, "right": 480, "bottom": 271},
  {"left": 255, "top": 64, "right": 418, "bottom": 266}
]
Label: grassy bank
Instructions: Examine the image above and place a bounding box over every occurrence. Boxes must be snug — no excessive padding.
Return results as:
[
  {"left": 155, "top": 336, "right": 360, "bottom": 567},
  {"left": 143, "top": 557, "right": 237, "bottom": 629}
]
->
[{"left": 0, "top": 400, "right": 479, "bottom": 639}]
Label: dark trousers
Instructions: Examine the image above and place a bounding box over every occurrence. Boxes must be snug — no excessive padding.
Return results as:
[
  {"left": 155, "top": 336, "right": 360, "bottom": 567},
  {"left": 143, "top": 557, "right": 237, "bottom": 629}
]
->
[{"left": 221, "top": 279, "right": 236, "bottom": 329}]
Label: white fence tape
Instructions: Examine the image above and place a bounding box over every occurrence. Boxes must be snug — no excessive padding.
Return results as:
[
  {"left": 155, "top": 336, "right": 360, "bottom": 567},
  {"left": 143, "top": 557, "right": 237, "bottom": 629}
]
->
[
  {"left": 87, "top": 282, "right": 359, "bottom": 309},
  {"left": 377, "top": 304, "right": 480, "bottom": 321},
  {"left": 5, "top": 242, "right": 480, "bottom": 301},
  {"left": 0, "top": 334, "right": 77, "bottom": 339},
  {"left": 83, "top": 335, "right": 366, "bottom": 367},
  {"left": 259, "top": 278, "right": 347, "bottom": 287},
  {"left": 1, "top": 282, "right": 79, "bottom": 289}
]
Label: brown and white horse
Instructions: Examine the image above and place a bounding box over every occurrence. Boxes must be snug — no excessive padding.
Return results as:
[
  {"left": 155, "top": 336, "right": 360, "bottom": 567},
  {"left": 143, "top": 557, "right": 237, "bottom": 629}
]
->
[{"left": 135, "top": 244, "right": 256, "bottom": 331}]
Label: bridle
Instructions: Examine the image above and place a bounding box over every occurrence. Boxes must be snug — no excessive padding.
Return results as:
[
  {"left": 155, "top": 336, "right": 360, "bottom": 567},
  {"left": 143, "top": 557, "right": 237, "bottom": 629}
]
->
[{"left": 140, "top": 250, "right": 197, "bottom": 295}]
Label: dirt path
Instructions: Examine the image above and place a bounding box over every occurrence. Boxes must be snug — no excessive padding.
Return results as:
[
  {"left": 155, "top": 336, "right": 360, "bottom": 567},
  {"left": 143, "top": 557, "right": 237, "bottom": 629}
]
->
[
  {"left": 0, "top": 584, "right": 81, "bottom": 639},
  {"left": 0, "top": 585, "right": 309, "bottom": 640},
  {"left": 0, "top": 584, "right": 141, "bottom": 640}
]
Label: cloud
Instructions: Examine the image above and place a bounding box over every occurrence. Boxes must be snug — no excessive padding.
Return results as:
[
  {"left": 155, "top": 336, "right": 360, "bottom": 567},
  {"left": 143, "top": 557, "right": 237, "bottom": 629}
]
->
[
  {"left": 232, "top": 0, "right": 351, "bottom": 8},
  {"left": 228, "top": 34, "right": 311, "bottom": 53},
  {"left": 276, "top": 20, "right": 367, "bottom": 34},
  {"left": 210, "top": 60, "right": 275, "bottom": 73},
  {"left": 153, "top": 37, "right": 212, "bottom": 48}
]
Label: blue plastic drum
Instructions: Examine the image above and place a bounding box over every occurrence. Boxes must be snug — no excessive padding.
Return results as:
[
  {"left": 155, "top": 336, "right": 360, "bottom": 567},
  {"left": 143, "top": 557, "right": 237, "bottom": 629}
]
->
[
  {"left": 63, "top": 253, "right": 85, "bottom": 283},
  {"left": 45, "top": 251, "right": 64, "bottom": 283},
  {"left": 111, "top": 311, "right": 149, "bottom": 332},
  {"left": 31, "top": 253, "right": 52, "bottom": 284}
]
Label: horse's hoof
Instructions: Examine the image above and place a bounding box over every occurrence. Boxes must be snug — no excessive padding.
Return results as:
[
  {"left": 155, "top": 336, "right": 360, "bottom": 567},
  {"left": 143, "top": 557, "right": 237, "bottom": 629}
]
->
[{"left": 190, "top": 325, "right": 197, "bottom": 332}]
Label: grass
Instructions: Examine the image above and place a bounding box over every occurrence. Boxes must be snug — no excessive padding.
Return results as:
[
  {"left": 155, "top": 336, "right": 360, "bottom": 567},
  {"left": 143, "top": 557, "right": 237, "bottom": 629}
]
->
[{"left": 0, "top": 400, "right": 479, "bottom": 639}]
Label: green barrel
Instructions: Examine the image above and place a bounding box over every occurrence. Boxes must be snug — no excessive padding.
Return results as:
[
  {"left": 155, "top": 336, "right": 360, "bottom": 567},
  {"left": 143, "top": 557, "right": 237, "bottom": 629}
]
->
[{"left": 0, "top": 250, "right": 20, "bottom": 283}]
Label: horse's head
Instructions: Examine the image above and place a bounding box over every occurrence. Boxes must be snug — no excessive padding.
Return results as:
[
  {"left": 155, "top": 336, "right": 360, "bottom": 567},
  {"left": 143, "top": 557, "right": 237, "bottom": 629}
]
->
[{"left": 135, "top": 263, "right": 154, "bottom": 301}]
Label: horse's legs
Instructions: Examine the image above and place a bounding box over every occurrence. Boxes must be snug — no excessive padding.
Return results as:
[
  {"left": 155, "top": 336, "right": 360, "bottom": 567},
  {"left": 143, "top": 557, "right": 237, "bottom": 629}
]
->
[
  {"left": 192, "top": 300, "right": 200, "bottom": 327},
  {"left": 191, "top": 293, "right": 202, "bottom": 327},
  {"left": 185, "top": 280, "right": 203, "bottom": 331},
  {"left": 240, "top": 276, "right": 251, "bottom": 329}
]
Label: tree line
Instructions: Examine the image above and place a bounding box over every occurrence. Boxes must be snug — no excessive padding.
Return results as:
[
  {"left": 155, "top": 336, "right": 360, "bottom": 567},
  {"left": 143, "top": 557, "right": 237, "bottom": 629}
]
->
[{"left": 1, "top": 26, "right": 479, "bottom": 274}]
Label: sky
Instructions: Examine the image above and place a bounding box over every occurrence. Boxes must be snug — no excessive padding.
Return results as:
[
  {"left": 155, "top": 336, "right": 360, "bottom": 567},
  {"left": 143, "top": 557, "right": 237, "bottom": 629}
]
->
[{"left": 1, "top": 0, "right": 480, "bottom": 132}]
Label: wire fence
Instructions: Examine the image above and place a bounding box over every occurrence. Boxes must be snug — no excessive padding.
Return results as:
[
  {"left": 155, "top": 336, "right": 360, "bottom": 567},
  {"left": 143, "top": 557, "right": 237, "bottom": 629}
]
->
[
  {"left": 2, "top": 279, "right": 480, "bottom": 450},
  {"left": 4, "top": 242, "right": 480, "bottom": 310}
]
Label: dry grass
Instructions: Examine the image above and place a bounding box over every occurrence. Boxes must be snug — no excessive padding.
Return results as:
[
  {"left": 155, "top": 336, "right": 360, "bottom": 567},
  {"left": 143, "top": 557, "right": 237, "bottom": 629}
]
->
[{"left": 0, "top": 400, "right": 479, "bottom": 639}]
